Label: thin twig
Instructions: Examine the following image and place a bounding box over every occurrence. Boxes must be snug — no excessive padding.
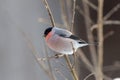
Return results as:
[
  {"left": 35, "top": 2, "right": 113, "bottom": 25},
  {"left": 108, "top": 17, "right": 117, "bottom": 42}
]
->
[
  {"left": 91, "top": 3, "right": 120, "bottom": 31},
  {"left": 84, "top": 73, "right": 94, "bottom": 80},
  {"left": 63, "top": 42, "right": 78, "bottom": 80},
  {"left": 38, "top": 18, "right": 50, "bottom": 25},
  {"left": 42, "top": 0, "right": 55, "bottom": 27},
  {"left": 38, "top": 18, "right": 66, "bottom": 28},
  {"left": 104, "top": 31, "right": 114, "bottom": 39},
  {"left": 60, "top": 0, "right": 70, "bottom": 29},
  {"left": 104, "top": 3, "right": 120, "bottom": 20},
  {"left": 64, "top": 55, "right": 78, "bottom": 80},
  {"left": 20, "top": 29, "right": 54, "bottom": 80},
  {"left": 103, "top": 61, "right": 120, "bottom": 72},
  {"left": 76, "top": 5, "right": 94, "bottom": 24},
  {"left": 91, "top": 20, "right": 120, "bottom": 31},
  {"left": 83, "top": 0, "right": 98, "bottom": 11},
  {"left": 104, "top": 75, "right": 112, "bottom": 80},
  {"left": 71, "top": 42, "right": 77, "bottom": 69},
  {"left": 77, "top": 49, "right": 94, "bottom": 72},
  {"left": 82, "top": 0, "right": 97, "bottom": 70},
  {"left": 44, "top": 45, "right": 56, "bottom": 80},
  {"left": 70, "top": 0, "right": 76, "bottom": 32},
  {"left": 97, "top": 0, "right": 104, "bottom": 80},
  {"left": 55, "top": 68, "right": 69, "bottom": 80},
  {"left": 104, "top": 20, "right": 120, "bottom": 25}
]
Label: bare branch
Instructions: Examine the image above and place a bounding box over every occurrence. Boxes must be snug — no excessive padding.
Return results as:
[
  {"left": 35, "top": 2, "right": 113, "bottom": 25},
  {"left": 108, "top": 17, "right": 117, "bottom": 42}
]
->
[
  {"left": 82, "top": 0, "right": 97, "bottom": 75},
  {"left": 55, "top": 68, "right": 69, "bottom": 80},
  {"left": 97, "top": 0, "right": 104, "bottom": 80},
  {"left": 84, "top": 73, "right": 94, "bottom": 80},
  {"left": 60, "top": 0, "right": 70, "bottom": 29},
  {"left": 20, "top": 29, "right": 54, "bottom": 80},
  {"left": 77, "top": 49, "right": 94, "bottom": 72},
  {"left": 71, "top": 0, "right": 76, "bottom": 32},
  {"left": 64, "top": 55, "right": 78, "bottom": 80},
  {"left": 91, "top": 20, "right": 120, "bottom": 31},
  {"left": 104, "top": 31, "right": 114, "bottom": 39},
  {"left": 38, "top": 18, "right": 66, "bottom": 28},
  {"left": 104, "top": 20, "right": 120, "bottom": 25},
  {"left": 42, "top": 0, "right": 55, "bottom": 27},
  {"left": 83, "top": 0, "right": 98, "bottom": 10},
  {"left": 104, "top": 3, "right": 120, "bottom": 20},
  {"left": 76, "top": 5, "right": 94, "bottom": 24}
]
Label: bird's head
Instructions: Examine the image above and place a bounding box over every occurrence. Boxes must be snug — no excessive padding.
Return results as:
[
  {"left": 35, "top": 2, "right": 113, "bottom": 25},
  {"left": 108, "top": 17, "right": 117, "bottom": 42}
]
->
[{"left": 44, "top": 27, "right": 53, "bottom": 37}]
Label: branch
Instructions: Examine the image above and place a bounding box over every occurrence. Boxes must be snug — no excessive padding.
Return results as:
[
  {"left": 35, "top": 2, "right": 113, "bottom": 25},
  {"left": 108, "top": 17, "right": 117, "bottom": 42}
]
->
[
  {"left": 84, "top": 73, "right": 94, "bottom": 80},
  {"left": 76, "top": 5, "right": 94, "bottom": 24},
  {"left": 77, "top": 49, "right": 94, "bottom": 72},
  {"left": 91, "top": 20, "right": 120, "bottom": 31},
  {"left": 82, "top": 0, "right": 97, "bottom": 70},
  {"left": 83, "top": 0, "right": 98, "bottom": 11},
  {"left": 44, "top": 45, "right": 55, "bottom": 80},
  {"left": 38, "top": 18, "right": 66, "bottom": 28},
  {"left": 60, "top": 0, "right": 70, "bottom": 29},
  {"left": 64, "top": 55, "right": 78, "bottom": 80},
  {"left": 20, "top": 29, "right": 54, "bottom": 80},
  {"left": 104, "top": 3, "right": 120, "bottom": 20},
  {"left": 97, "top": 0, "right": 104, "bottom": 80},
  {"left": 42, "top": 0, "right": 55, "bottom": 27},
  {"left": 71, "top": 0, "right": 76, "bottom": 32}
]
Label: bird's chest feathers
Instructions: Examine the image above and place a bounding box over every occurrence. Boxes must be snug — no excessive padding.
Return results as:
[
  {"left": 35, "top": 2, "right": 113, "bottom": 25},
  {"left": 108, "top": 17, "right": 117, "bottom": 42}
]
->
[{"left": 45, "top": 32, "right": 53, "bottom": 41}]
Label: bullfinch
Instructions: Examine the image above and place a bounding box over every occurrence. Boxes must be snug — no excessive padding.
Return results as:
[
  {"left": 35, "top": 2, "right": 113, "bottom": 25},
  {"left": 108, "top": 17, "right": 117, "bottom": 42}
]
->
[{"left": 44, "top": 27, "right": 88, "bottom": 55}]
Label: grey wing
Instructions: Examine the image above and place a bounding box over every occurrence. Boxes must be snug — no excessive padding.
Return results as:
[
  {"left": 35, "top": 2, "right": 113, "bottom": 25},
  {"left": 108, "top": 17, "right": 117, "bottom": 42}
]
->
[
  {"left": 54, "top": 27, "right": 72, "bottom": 37},
  {"left": 53, "top": 27, "right": 87, "bottom": 44}
]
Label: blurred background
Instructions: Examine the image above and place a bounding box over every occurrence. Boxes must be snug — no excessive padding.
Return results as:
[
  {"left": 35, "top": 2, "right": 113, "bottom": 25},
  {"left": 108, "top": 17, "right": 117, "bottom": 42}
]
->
[{"left": 0, "top": 0, "right": 120, "bottom": 80}]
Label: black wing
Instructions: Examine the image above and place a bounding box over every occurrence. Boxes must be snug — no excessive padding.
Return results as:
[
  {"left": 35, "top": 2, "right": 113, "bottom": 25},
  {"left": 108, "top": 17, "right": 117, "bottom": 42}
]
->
[
  {"left": 67, "top": 35, "right": 87, "bottom": 44},
  {"left": 68, "top": 35, "right": 80, "bottom": 40}
]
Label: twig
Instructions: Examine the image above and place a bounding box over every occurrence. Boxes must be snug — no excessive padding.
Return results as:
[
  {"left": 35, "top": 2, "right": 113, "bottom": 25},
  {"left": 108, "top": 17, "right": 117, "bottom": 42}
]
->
[
  {"left": 38, "top": 18, "right": 50, "bottom": 25},
  {"left": 104, "top": 75, "right": 112, "bottom": 80},
  {"left": 83, "top": 0, "right": 98, "bottom": 11},
  {"left": 77, "top": 49, "right": 94, "bottom": 72},
  {"left": 84, "top": 73, "right": 94, "bottom": 80},
  {"left": 104, "top": 31, "right": 114, "bottom": 39},
  {"left": 104, "top": 3, "right": 120, "bottom": 20},
  {"left": 76, "top": 5, "right": 94, "bottom": 24},
  {"left": 60, "top": 0, "right": 70, "bottom": 29},
  {"left": 82, "top": 0, "right": 97, "bottom": 70},
  {"left": 104, "top": 20, "right": 120, "bottom": 25},
  {"left": 38, "top": 18, "right": 66, "bottom": 28},
  {"left": 97, "top": 0, "right": 104, "bottom": 80},
  {"left": 91, "top": 3, "right": 120, "bottom": 31},
  {"left": 20, "top": 29, "right": 54, "bottom": 80},
  {"left": 64, "top": 55, "right": 78, "bottom": 80},
  {"left": 64, "top": 42, "right": 79, "bottom": 80},
  {"left": 44, "top": 45, "right": 56, "bottom": 80},
  {"left": 70, "top": 0, "right": 76, "bottom": 32},
  {"left": 70, "top": 42, "right": 77, "bottom": 68},
  {"left": 42, "top": 0, "right": 55, "bottom": 27},
  {"left": 103, "top": 61, "right": 120, "bottom": 72},
  {"left": 76, "top": 49, "right": 96, "bottom": 79},
  {"left": 91, "top": 20, "right": 120, "bottom": 31},
  {"left": 55, "top": 68, "right": 69, "bottom": 80}
]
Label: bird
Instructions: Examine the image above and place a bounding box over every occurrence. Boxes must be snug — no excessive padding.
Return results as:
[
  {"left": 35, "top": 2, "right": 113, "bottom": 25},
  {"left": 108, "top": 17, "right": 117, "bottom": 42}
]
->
[{"left": 44, "top": 27, "right": 89, "bottom": 55}]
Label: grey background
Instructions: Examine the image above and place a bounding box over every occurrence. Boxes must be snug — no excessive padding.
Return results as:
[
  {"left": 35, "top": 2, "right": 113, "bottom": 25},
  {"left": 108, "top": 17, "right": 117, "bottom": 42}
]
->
[{"left": 0, "top": 0, "right": 62, "bottom": 80}]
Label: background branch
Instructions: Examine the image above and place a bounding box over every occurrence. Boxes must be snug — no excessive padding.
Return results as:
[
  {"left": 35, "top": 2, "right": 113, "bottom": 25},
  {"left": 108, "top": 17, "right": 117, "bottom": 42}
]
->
[
  {"left": 97, "top": 0, "right": 104, "bottom": 80},
  {"left": 42, "top": 0, "right": 55, "bottom": 27}
]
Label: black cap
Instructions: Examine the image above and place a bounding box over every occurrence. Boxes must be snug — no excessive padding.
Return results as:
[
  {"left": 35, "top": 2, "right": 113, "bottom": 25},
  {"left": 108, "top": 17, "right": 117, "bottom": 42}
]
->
[{"left": 44, "top": 27, "right": 53, "bottom": 37}]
